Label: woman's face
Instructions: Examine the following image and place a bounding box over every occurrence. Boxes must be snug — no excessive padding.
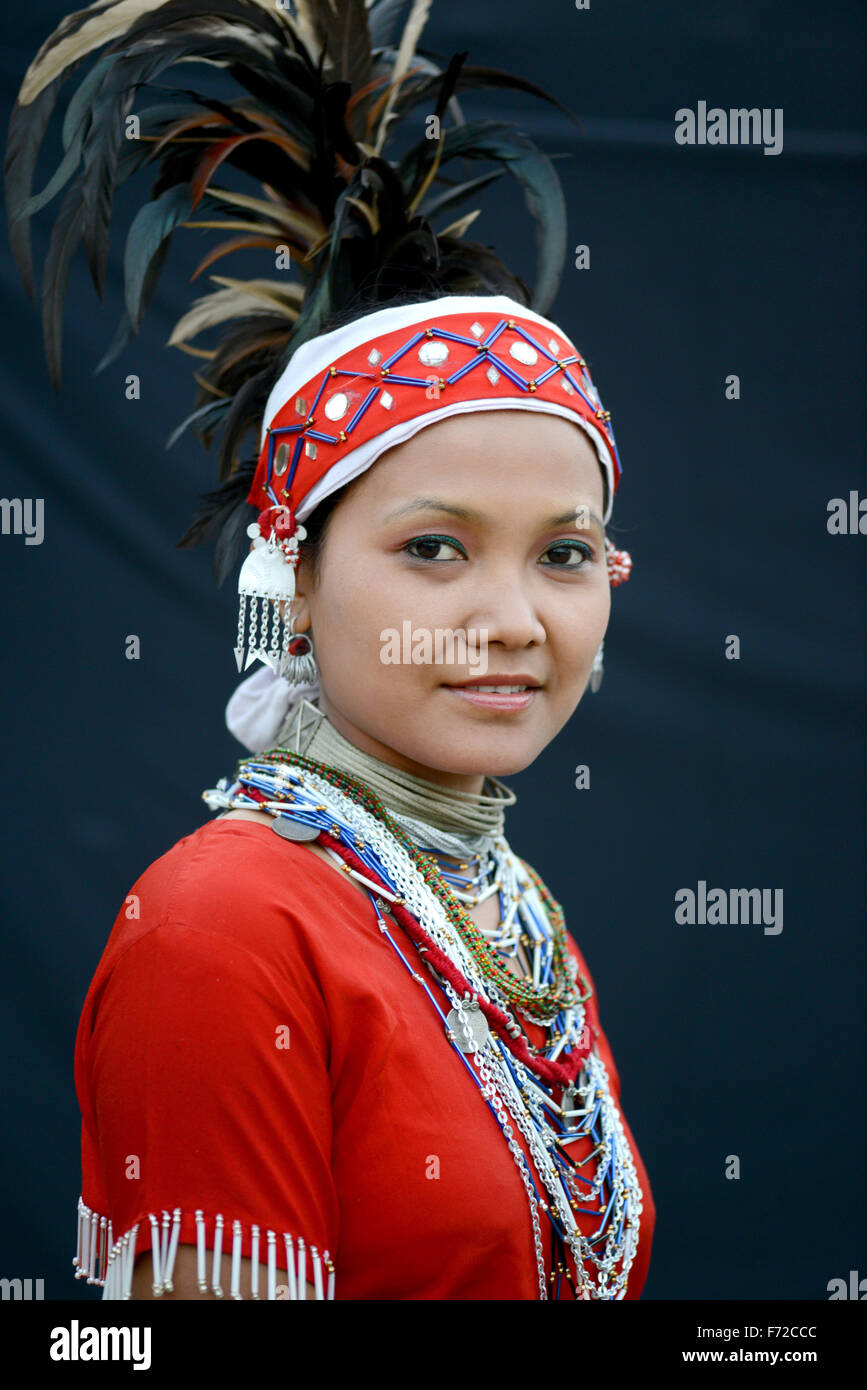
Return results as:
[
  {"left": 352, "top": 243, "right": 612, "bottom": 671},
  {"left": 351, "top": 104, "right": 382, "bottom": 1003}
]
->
[{"left": 292, "top": 409, "right": 611, "bottom": 793}]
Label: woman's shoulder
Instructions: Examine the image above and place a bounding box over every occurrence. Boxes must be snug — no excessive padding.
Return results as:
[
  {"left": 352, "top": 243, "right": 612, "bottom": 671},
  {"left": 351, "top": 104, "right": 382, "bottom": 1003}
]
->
[
  {"left": 74, "top": 814, "right": 339, "bottom": 1119},
  {"left": 137, "top": 810, "right": 321, "bottom": 894},
  {"left": 98, "top": 812, "right": 357, "bottom": 968}
]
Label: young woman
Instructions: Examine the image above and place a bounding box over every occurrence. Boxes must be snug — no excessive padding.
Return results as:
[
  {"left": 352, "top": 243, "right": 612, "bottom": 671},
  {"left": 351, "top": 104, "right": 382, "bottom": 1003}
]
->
[{"left": 8, "top": 1, "right": 654, "bottom": 1300}]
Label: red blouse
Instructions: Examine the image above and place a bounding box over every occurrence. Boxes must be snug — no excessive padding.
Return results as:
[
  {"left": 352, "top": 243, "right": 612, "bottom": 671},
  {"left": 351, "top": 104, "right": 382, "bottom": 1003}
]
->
[{"left": 74, "top": 817, "right": 655, "bottom": 1299}]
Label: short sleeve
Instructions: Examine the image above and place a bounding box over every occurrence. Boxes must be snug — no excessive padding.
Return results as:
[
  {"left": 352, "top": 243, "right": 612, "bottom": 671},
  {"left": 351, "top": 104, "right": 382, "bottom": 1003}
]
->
[{"left": 73, "top": 826, "right": 339, "bottom": 1299}]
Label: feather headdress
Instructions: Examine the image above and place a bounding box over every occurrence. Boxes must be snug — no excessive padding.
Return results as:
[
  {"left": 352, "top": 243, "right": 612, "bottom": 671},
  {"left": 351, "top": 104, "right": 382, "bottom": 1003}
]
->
[{"left": 5, "top": 0, "right": 580, "bottom": 582}]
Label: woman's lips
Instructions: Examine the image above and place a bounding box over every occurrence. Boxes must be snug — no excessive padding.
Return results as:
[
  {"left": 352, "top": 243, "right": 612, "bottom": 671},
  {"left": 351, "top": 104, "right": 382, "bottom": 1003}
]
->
[{"left": 441, "top": 683, "right": 539, "bottom": 711}]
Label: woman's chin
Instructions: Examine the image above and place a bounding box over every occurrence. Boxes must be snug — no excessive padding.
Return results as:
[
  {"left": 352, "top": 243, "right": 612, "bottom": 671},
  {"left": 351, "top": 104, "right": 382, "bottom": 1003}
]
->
[{"left": 395, "top": 726, "right": 549, "bottom": 781}]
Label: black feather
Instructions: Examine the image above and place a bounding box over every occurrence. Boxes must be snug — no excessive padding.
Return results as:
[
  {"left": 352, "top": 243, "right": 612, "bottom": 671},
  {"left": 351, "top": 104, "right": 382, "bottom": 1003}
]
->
[
  {"left": 368, "top": 0, "right": 410, "bottom": 50},
  {"left": 420, "top": 168, "right": 505, "bottom": 220},
  {"left": 213, "top": 493, "right": 259, "bottom": 586},
  {"left": 166, "top": 398, "right": 233, "bottom": 451},
  {"left": 41, "top": 176, "right": 87, "bottom": 391},
  {"left": 5, "top": 68, "right": 83, "bottom": 299},
  {"left": 123, "top": 185, "right": 222, "bottom": 331},
  {"left": 216, "top": 368, "right": 273, "bottom": 483},
  {"left": 7, "top": 0, "right": 580, "bottom": 575},
  {"left": 175, "top": 456, "right": 258, "bottom": 586},
  {"left": 392, "top": 62, "right": 583, "bottom": 135}
]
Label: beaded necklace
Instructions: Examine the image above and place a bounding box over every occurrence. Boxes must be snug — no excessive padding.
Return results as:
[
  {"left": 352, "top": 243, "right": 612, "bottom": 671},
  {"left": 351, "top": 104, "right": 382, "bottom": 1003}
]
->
[
  {"left": 203, "top": 749, "right": 644, "bottom": 1298},
  {"left": 260, "top": 750, "right": 581, "bottom": 1024},
  {"left": 423, "top": 846, "right": 546, "bottom": 978},
  {"left": 295, "top": 702, "right": 547, "bottom": 985},
  {"left": 429, "top": 848, "right": 495, "bottom": 902}
]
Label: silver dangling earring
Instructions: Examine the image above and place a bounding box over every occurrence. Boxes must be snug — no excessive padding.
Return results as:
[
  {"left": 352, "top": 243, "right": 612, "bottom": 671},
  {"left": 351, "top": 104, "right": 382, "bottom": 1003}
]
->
[
  {"left": 280, "top": 613, "right": 318, "bottom": 687},
  {"left": 590, "top": 639, "right": 604, "bottom": 693}
]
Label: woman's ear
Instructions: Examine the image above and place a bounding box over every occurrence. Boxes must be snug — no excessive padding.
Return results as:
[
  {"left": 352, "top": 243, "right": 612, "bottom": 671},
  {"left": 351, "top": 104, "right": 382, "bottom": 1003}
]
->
[
  {"left": 278, "top": 591, "right": 312, "bottom": 630},
  {"left": 277, "top": 544, "right": 315, "bottom": 628}
]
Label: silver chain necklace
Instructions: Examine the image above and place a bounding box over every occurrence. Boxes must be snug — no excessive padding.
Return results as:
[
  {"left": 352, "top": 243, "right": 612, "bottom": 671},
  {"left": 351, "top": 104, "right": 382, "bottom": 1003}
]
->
[{"left": 204, "top": 753, "right": 645, "bottom": 1299}]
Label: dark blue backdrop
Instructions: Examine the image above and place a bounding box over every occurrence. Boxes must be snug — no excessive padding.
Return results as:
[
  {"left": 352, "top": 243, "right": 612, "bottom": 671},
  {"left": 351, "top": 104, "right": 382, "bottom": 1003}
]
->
[{"left": 1, "top": 1, "right": 864, "bottom": 1300}]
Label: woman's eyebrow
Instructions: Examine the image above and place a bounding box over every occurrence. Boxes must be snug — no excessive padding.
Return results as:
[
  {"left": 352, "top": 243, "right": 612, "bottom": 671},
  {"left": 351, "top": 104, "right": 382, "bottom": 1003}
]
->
[
  {"left": 383, "top": 498, "right": 605, "bottom": 531},
  {"left": 383, "top": 498, "right": 480, "bottom": 523},
  {"left": 549, "top": 508, "right": 605, "bottom": 532}
]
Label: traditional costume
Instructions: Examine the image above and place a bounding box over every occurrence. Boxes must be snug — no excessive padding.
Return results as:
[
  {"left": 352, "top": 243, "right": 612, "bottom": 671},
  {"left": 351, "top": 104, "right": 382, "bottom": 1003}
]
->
[{"left": 7, "top": 0, "right": 652, "bottom": 1300}]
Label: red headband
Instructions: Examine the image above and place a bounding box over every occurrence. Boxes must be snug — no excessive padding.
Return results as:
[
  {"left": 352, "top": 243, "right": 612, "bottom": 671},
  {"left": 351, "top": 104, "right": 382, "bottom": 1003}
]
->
[
  {"left": 249, "top": 306, "right": 623, "bottom": 522},
  {"left": 235, "top": 298, "right": 632, "bottom": 677}
]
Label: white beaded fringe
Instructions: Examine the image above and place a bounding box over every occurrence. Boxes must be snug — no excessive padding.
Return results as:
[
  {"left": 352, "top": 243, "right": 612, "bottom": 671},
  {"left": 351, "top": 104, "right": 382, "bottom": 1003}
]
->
[{"left": 73, "top": 1196, "right": 335, "bottom": 1300}]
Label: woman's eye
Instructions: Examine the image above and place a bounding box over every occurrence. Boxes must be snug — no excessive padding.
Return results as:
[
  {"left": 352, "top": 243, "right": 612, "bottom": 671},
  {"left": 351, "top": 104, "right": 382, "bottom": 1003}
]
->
[
  {"left": 403, "top": 535, "right": 467, "bottom": 562},
  {"left": 402, "top": 536, "right": 593, "bottom": 565},
  {"left": 542, "top": 540, "right": 593, "bottom": 568}
]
